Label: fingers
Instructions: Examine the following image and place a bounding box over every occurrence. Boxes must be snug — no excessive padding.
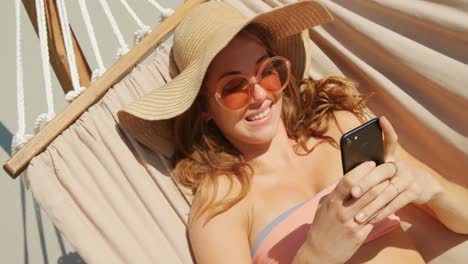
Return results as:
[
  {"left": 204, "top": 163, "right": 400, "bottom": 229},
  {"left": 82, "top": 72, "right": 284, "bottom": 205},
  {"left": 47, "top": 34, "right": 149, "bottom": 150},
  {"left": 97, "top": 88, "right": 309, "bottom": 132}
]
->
[
  {"left": 369, "top": 189, "right": 411, "bottom": 224},
  {"left": 354, "top": 180, "right": 397, "bottom": 223},
  {"left": 350, "top": 161, "right": 402, "bottom": 223},
  {"left": 354, "top": 175, "right": 410, "bottom": 224},
  {"left": 350, "top": 180, "right": 391, "bottom": 223},
  {"left": 380, "top": 116, "right": 398, "bottom": 162},
  {"left": 345, "top": 180, "right": 389, "bottom": 224},
  {"left": 335, "top": 161, "right": 376, "bottom": 200},
  {"left": 350, "top": 161, "right": 399, "bottom": 199}
]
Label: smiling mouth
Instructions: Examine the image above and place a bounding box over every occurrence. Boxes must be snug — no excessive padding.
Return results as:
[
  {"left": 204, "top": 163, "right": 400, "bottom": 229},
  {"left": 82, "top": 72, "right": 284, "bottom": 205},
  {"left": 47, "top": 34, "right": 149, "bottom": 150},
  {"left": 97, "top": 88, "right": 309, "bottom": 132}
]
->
[{"left": 245, "top": 105, "right": 271, "bottom": 122}]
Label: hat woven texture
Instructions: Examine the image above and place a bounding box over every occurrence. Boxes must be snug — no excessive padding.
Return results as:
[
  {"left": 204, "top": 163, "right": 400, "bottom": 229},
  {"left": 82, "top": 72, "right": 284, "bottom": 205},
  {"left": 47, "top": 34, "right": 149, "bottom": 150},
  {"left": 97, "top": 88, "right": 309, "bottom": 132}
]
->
[{"left": 117, "top": 0, "right": 333, "bottom": 157}]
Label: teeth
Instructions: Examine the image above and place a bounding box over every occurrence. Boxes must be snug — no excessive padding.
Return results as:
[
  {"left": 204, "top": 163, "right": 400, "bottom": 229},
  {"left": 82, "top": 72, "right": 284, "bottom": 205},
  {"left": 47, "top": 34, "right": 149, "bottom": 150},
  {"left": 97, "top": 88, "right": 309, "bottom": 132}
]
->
[{"left": 246, "top": 107, "right": 271, "bottom": 121}]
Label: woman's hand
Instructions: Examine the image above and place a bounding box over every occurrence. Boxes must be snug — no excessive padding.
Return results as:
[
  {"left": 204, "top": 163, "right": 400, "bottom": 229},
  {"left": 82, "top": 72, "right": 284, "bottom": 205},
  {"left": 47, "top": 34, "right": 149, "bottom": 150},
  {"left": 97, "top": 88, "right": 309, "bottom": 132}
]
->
[
  {"left": 350, "top": 116, "right": 443, "bottom": 224},
  {"left": 300, "top": 160, "right": 383, "bottom": 263},
  {"left": 299, "top": 116, "right": 443, "bottom": 263}
]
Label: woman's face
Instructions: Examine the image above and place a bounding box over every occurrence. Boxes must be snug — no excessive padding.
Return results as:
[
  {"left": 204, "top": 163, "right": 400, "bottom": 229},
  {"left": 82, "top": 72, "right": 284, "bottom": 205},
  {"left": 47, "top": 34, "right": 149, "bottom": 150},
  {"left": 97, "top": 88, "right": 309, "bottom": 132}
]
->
[{"left": 202, "top": 32, "right": 283, "bottom": 147}]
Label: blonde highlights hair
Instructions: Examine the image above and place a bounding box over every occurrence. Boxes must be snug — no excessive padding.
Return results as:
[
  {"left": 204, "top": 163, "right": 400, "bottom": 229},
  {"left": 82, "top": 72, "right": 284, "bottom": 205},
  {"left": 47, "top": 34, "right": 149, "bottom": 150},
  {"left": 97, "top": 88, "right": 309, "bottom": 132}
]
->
[{"left": 172, "top": 28, "right": 374, "bottom": 226}]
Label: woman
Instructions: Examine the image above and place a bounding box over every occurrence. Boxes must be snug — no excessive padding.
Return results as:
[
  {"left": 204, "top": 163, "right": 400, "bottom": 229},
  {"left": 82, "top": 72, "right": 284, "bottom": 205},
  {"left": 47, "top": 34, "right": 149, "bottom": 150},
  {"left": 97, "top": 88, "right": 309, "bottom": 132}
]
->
[{"left": 117, "top": 1, "right": 468, "bottom": 263}]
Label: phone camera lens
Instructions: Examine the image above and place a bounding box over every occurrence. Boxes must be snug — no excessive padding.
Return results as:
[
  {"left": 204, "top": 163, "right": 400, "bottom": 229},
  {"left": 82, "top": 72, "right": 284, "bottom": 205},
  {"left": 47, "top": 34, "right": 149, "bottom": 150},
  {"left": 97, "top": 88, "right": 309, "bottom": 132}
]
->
[{"left": 345, "top": 138, "right": 352, "bottom": 145}]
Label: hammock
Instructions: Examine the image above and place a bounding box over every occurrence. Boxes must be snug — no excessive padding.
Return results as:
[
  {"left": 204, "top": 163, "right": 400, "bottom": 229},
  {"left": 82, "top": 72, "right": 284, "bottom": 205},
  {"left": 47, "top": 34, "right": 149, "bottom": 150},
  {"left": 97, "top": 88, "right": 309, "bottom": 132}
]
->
[{"left": 5, "top": 0, "right": 468, "bottom": 263}]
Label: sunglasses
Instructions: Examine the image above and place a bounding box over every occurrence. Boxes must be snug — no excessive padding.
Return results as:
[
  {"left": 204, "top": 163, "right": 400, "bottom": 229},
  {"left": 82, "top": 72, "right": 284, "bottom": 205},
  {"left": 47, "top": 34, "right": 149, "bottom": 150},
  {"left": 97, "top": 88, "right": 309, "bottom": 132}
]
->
[{"left": 214, "top": 56, "right": 291, "bottom": 111}]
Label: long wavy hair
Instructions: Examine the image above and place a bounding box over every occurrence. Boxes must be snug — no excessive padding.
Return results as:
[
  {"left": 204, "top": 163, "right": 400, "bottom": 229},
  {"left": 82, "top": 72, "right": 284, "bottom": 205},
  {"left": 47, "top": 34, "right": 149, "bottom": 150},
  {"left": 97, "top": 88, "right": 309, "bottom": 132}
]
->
[{"left": 172, "top": 27, "right": 375, "bottom": 226}]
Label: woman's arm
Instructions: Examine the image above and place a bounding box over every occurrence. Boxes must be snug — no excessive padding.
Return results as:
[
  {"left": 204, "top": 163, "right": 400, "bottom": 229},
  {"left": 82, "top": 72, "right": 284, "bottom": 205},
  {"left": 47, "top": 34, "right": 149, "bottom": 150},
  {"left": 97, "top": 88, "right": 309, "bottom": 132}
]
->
[
  {"left": 188, "top": 176, "right": 253, "bottom": 264},
  {"left": 334, "top": 110, "right": 468, "bottom": 234},
  {"left": 291, "top": 110, "right": 430, "bottom": 263},
  {"left": 395, "top": 144, "right": 468, "bottom": 234}
]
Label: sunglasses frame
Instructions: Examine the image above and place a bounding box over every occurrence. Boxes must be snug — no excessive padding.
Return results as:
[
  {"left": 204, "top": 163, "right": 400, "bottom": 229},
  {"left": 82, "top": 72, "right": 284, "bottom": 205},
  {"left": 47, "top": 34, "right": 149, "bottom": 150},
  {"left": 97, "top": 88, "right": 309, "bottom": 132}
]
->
[{"left": 214, "top": 55, "right": 291, "bottom": 111}]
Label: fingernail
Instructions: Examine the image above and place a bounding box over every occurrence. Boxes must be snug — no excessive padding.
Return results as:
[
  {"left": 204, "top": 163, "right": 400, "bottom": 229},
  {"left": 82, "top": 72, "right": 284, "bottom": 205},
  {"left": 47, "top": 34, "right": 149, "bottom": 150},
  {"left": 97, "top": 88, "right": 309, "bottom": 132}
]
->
[
  {"left": 356, "top": 211, "right": 367, "bottom": 222},
  {"left": 368, "top": 161, "right": 376, "bottom": 167},
  {"left": 351, "top": 186, "right": 362, "bottom": 197},
  {"left": 380, "top": 116, "right": 387, "bottom": 126}
]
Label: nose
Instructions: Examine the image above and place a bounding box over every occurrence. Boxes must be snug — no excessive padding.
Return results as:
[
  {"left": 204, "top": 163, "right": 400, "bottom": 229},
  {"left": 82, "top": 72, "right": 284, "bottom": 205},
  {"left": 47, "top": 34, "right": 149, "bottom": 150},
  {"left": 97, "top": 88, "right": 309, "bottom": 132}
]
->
[{"left": 251, "top": 82, "right": 267, "bottom": 103}]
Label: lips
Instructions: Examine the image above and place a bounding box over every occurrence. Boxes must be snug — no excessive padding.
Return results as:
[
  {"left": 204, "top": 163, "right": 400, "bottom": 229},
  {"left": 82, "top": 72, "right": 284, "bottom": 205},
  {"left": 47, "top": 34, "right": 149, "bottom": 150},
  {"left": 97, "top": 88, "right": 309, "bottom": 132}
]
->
[
  {"left": 245, "top": 102, "right": 272, "bottom": 121},
  {"left": 246, "top": 106, "right": 271, "bottom": 121}
]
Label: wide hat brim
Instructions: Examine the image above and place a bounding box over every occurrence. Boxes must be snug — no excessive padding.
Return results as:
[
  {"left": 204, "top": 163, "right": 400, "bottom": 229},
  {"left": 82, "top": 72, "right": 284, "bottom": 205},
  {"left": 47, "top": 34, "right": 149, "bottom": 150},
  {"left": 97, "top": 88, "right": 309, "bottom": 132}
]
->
[{"left": 117, "top": 1, "right": 333, "bottom": 157}]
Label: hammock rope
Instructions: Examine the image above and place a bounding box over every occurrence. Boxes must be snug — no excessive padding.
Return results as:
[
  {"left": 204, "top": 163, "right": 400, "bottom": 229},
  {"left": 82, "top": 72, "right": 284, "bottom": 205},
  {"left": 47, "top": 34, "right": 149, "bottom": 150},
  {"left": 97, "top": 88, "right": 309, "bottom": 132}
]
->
[
  {"left": 11, "top": 0, "right": 173, "bottom": 156},
  {"left": 98, "top": 0, "right": 130, "bottom": 59},
  {"left": 11, "top": 0, "right": 33, "bottom": 155},
  {"left": 78, "top": 0, "right": 106, "bottom": 83},
  {"left": 33, "top": 0, "right": 56, "bottom": 134},
  {"left": 57, "top": 0, "right": 87, "bottom": 103},
  {"left": 147, "top": 0, "right": 174, "bottom": 21},
  {"left": 119, "top": 0, "right": 151, "bottom": 44}
]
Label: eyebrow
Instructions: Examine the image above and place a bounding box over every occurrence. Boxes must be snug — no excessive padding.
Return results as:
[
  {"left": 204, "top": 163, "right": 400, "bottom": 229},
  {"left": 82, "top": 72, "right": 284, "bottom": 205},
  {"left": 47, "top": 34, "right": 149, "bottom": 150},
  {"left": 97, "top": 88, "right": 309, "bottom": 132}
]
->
[{"left": 217, "top": 54, "right": 270, "bottom": 80}]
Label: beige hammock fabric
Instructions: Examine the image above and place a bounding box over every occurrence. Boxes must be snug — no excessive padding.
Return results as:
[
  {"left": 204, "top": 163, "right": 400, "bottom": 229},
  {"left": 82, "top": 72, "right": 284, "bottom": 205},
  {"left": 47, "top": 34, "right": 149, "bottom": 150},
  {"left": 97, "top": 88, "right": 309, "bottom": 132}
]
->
[{"left": 27, "top": 0, "right": 467, "bottom": 263}]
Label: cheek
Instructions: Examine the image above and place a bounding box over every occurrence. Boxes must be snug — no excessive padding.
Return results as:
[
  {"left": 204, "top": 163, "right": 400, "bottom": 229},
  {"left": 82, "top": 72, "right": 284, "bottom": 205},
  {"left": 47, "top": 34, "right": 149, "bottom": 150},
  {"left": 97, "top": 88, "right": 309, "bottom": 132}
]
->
[{"left": 208, "top": 99, "right": 244, "bottom": 129}]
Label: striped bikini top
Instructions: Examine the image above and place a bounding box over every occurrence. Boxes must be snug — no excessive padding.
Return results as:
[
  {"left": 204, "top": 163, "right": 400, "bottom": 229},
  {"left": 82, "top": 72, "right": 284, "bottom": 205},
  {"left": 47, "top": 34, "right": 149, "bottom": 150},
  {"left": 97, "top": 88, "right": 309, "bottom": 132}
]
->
[{"left": 250, "top": 180, "right": 401, "bottom": 264}]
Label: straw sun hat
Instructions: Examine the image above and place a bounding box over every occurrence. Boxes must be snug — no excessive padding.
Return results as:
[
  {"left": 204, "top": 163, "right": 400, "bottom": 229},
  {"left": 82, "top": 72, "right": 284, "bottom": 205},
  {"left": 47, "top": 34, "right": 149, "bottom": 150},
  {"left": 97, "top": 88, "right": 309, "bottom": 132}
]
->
[{"left": 117, "top": 0, "right": 333, "bottom": 158}]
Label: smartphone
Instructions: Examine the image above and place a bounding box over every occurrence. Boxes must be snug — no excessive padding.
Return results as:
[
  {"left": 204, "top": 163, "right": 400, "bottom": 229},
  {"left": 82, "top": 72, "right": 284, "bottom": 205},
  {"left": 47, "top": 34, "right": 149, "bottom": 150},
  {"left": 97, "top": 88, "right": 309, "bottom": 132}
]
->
[{"left": 340, "top": 117, "right": 384, "bottom": 175}]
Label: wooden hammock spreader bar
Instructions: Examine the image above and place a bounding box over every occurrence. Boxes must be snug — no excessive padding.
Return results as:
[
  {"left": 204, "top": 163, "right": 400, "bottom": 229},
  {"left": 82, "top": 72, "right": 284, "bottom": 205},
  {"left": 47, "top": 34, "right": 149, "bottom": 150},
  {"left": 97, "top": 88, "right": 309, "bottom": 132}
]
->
[
  {"left": 4, "top": 0, "right": 208, "bottom": 179},
  {"left": 22, "top": 0, "right": 91, "bottom": 94}
]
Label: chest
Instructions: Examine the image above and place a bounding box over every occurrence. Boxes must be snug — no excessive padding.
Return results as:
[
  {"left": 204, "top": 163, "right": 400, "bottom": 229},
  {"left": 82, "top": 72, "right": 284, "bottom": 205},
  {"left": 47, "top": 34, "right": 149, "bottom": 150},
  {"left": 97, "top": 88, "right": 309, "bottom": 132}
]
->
[{"left": 248, "top": 141, "right": 344, "bottom": 249}]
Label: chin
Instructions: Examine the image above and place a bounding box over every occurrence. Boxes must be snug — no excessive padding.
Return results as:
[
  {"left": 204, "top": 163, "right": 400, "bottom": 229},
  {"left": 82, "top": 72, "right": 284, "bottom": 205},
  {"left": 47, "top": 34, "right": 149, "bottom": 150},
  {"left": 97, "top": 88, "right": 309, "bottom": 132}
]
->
[
  {"left": 242, "top": 132, "right": 277, "bottom": 145},
  {"left": 233, "top": 101, "right": 282, "bottom": 145}
]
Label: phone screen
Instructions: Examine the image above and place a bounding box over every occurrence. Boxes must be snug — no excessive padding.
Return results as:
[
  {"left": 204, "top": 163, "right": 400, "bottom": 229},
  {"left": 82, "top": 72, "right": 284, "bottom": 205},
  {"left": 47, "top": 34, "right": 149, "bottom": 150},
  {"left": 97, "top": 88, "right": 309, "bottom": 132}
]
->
[{"left": 340, "top": 117, "right": 384, "bottom": 175}]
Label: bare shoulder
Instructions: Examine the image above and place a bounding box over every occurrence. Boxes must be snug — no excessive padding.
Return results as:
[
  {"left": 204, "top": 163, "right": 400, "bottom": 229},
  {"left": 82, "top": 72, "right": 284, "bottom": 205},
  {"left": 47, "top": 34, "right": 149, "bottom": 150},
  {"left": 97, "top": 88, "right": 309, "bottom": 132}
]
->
[
  {"left": 325, "top": 110, "right": 369, "bottom": 141},
  {"left": 331, "top": 110, "right": 367, "bottom": 134},
  {"left": 188, "top": 175, "right": 253, "bottom": 264}
]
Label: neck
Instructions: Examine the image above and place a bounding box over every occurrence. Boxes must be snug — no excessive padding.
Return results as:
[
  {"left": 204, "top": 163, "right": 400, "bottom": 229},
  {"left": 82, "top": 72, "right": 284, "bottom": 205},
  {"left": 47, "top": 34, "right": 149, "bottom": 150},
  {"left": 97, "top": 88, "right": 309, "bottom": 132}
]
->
[{"left": 230, "top": 121, "right": 297, "bottom": 176}]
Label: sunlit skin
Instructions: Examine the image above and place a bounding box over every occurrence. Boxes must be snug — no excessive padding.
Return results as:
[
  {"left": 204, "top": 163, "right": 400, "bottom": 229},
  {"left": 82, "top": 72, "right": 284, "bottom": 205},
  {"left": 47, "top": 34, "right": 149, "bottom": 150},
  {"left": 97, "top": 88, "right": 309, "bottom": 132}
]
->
[
  {"left": 204, "top": 31, "right": 288, "bottom": 163},
  {"left": 193, "top": 31, "right": 430, "bottom": 263},
  {"left": 190, "top": 29, "right": 466, "bottom": 263}
]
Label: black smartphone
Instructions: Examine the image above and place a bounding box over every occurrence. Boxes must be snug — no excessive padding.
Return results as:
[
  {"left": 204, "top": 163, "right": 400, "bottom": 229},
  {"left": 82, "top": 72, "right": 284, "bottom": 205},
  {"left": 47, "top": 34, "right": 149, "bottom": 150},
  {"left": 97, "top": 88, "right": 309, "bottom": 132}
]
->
[{"left": 340, "top": 117, "right": 384, "bottom": 175}]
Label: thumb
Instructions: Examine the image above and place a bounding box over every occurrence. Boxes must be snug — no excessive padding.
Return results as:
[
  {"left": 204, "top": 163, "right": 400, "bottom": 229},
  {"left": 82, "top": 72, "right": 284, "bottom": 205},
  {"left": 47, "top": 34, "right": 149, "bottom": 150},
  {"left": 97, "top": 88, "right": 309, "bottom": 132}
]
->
[{"left": 380, "top": 116, "right": 398, "bottom": 162}]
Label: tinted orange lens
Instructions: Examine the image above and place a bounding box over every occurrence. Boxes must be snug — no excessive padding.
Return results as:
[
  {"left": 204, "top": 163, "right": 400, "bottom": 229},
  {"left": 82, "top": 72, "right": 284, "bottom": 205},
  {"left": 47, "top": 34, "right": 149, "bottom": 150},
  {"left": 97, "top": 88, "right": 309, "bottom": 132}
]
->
[
  {"left": 221, "top": 78, "right": 250, "bottom": 110},
  {"left": 259, "top": 72, "right": 281, "bottom": 91},
  {"left": 218, "top": 58, "right": 289, "bottom": 110},
  {"left": 260, "top": 60, "right": 288, "bottom": 92}
]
